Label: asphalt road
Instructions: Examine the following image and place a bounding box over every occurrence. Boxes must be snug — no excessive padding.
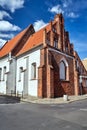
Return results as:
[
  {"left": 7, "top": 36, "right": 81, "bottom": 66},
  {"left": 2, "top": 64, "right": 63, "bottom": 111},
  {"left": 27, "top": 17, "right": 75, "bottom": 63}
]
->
[{"left": 0, "top": 96, "right": 87, "bottom": 130}]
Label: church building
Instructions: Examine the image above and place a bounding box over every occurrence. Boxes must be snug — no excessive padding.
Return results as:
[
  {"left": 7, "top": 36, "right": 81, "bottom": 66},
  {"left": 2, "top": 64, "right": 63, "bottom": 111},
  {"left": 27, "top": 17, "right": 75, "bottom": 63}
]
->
[{"left": 0, "top": 14, "right": 87, "bottom": 98}]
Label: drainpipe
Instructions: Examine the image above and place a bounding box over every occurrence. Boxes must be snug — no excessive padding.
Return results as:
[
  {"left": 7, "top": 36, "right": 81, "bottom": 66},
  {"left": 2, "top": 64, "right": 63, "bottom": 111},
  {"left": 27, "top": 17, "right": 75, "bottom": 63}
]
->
[{"left": 14, "top": 57, "right": 17, "bottom": 96}]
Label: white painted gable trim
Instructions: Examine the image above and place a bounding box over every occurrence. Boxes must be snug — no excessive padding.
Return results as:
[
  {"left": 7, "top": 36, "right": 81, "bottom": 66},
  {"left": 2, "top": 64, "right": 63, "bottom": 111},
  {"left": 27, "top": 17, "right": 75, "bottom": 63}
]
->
[
  {"left": 16, "top": 44, "right": 43, "bottom": 59},
  {"left": 48, "top": 48, "right": 74, "bottom": 59},
  {"left": 60, "top": 57, "right": 68, "bottom": 67}
]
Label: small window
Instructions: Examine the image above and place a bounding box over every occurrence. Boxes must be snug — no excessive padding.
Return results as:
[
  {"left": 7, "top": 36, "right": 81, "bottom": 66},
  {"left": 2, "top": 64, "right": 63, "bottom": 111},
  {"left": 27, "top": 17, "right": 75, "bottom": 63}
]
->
[
  {"left": 59, "top": 61, "right": 66, "bottom": 80},
  {"left": 53, "top": 27, "right": 57, "bottom": 33},
  {"left": 31, "top": 63, "right": 36, "bottom": 79},
  {"left": 54, "top": 38, "right": 58, "bottom": 48},
  {"left": 65, "top": 47, "right": 68, "bottom": 52},
  {"left": 19, "top": 67, "right": 23, "bottom": 81},
  {"left": 3, "top": 66, "right": 6, "bottom": 81},
  {"left": 0, "top": 68, "right": 2, "bottom": 81}
]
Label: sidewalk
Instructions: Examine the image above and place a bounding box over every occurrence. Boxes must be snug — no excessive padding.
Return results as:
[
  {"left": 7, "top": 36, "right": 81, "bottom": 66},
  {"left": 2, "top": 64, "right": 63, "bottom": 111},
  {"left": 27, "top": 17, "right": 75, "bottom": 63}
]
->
[{"left": 21, "top": 94, "right": 87, "bottom": 104}]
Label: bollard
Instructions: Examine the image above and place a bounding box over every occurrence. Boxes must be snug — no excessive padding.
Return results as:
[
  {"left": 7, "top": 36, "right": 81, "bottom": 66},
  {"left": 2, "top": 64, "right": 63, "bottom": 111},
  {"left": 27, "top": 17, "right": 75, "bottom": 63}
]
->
[{"left": 63, "top": 95, "right": 68, "bottom": 101}]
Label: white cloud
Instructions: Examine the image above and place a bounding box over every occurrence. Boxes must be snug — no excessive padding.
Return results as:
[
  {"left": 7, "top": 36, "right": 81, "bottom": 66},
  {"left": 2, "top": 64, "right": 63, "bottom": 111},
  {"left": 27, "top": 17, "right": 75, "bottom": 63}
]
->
[
  {"left": 0, "top": 20, "right": 21, "bottom": 31},
  {"left": 0, "top": 38, "right": 6, "bottom": 48},
  {"left": 63, "top": 3, "right": 67, "bottom": 8},
  {"left": 48, "top": 1, "right": 80, "bottom": 19},
  {"left": 0, "top": 0, "right": 25, "bottom": 13},
  {"left": 34, "top": 20, "right": 48, "bottom": 32},
  {"left": 48, "top": 5, "right": 64, "bottom": 14},
  {"left": 0, "top": 11, "right": 11, "bottom": 20},
  {"left": 0, "top": 33, "right": 14, "bottom": 39},
  {"left": 63, "top": 0, "right": 72, "bottom": 7},
  {"left": 67, "top": 12, "right": 79, "bottom": 18},
  {"left": 63, "top": 0, "right": 68, "bottom": 7}
]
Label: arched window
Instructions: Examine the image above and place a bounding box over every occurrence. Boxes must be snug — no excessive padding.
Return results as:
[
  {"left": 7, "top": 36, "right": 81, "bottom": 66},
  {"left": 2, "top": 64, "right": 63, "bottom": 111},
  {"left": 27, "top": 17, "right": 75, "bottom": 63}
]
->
[
  {"left": 59, "top": 58, "right": 69, "bottom": 80},
  {"left": 59, "top": 61, "right": 66, "bottom": 80}
]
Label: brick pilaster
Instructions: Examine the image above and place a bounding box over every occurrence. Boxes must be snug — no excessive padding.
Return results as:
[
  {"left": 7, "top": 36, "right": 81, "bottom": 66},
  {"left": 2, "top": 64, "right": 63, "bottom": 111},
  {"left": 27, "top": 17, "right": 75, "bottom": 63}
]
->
[
  {"left": 38, "top": 66, "right": 46, "bottom": 98},
  {"left": 46, "top": 49, "right": 54, "bottom": 98},
  {"left": 73, "top": 58, "right": 79, "bottom": 95},
  {"left": 38, "top": 48, "right": 47, "bottom": 98},
  {"left": 46, "top": 65, "right": 54, "bottom": 98},
  {"left": 54, "top": 14, "right": 65, "bottom": 52},
  {"left": 50, "top": 21, "right": 54, "bottom": 47}
]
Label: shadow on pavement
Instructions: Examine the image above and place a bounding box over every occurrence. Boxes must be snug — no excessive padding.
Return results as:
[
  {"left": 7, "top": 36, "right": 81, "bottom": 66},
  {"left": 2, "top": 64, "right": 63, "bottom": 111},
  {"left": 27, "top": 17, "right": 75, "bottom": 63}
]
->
[{"left": 0, "top": 95, "right": 20, "bottom": 104}]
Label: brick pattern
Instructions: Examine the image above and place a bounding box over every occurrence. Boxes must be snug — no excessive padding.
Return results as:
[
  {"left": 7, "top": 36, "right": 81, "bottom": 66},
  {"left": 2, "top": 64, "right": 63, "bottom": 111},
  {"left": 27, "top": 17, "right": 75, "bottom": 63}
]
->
[
  {"left": 38, "top": 14, "right": 87, "bottom": 98},
  {"left": 50, "top": 50, "right": 74, "bottom": 97},
  {"left": 38, "top": 46, "right": 75, "bottom": 98}
]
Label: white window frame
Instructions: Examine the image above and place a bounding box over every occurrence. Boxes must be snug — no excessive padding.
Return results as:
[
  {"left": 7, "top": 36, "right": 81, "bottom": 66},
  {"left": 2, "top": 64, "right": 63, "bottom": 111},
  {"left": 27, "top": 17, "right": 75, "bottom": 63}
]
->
[
  {"left": 59, "top": 61, "right": 66, "bottom": 80},
  {"left": 59, "top": 58, "right": 69, "bottom": 81},
  {"left": 31, "top": 62, "right": 36, "bottom": 79}
]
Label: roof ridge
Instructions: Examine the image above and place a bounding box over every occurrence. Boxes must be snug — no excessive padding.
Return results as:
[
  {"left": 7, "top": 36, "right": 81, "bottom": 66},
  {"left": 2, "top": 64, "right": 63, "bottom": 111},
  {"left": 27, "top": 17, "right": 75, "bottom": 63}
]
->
[
  {"left": 11, "top": 24, "right": 35, "bottom": 56},
  {"left": 0, "top": 26, "right": 29, "bottom": 58},
  {"left": 16, "top": 20, "right": 56, "bottom": 56},
  {"left": 0, "top": 41, "right": 8, "bottom": 50}
]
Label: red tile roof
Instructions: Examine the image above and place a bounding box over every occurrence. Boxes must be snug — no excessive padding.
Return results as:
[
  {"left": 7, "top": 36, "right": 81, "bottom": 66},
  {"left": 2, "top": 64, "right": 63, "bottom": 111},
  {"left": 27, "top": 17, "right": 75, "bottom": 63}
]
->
[
  {"left": 0, "top": 22, "right": 52, "bottom": 58},
  {"left": 0, "top": 28, "right": 27, "bottom": 58},
  {"left": 16, "top": 23, "right": 51, "bottom": 56},
  {"left": 16, "top": 28, "right": 43, "bottom": 56}
]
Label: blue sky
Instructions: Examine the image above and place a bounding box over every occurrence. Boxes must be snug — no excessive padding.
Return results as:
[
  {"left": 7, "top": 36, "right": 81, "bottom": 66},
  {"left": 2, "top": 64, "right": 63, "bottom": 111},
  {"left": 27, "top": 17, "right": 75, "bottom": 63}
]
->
[{"left": 0, "top": 0, "right": 87, "bottom": 59}]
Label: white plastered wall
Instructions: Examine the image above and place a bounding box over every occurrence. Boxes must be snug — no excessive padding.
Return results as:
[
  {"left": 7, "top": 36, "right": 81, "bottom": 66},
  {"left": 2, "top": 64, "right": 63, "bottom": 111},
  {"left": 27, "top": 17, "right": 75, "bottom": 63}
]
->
[
  {"left": 0, "top": 57, "right": 10, "bottom": 94},
  {"left": 16, "top": 49, "right": 40, "bottom": 97}
]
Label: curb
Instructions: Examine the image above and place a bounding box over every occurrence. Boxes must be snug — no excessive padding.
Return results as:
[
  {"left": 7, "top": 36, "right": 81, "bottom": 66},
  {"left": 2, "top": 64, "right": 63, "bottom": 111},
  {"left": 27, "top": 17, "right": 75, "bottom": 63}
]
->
[{"left": 20, "top": 96, "right": 87, "bottom": 105}]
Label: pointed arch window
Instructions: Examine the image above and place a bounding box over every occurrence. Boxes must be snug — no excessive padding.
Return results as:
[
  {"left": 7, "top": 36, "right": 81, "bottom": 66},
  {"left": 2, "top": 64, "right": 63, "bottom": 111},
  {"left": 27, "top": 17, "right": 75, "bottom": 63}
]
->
[
  {"left": 59, "top": 61, "right": 66, "bottom": 80},
  {"left": 59, "top": 58, "right": 69, "bottom": 81}
]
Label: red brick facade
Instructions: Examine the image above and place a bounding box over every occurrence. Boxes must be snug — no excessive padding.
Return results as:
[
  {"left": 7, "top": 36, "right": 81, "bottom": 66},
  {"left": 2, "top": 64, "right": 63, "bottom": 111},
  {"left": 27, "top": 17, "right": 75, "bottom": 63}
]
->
[
  {"left": 38, "top": 14, "right": 87, "bottom": 98},
  {"left": 74, "top": 52, "right": 87, "bottom": 95}
]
